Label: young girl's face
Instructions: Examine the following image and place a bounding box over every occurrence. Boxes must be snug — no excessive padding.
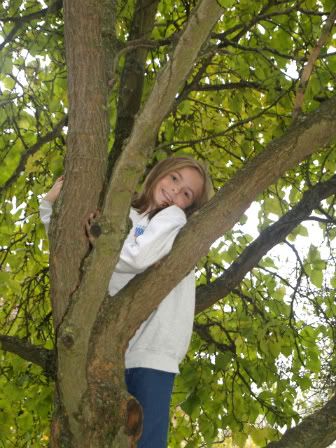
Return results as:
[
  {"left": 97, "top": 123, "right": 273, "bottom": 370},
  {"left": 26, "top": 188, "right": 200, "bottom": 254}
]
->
[{"left": 152, "top": 167, "right": 204, "bottom": 210}]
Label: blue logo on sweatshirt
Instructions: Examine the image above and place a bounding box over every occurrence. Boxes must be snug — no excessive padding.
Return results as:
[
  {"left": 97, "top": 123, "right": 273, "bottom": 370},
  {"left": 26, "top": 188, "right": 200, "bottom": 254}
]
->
[{"left": 134, "top": 225, "right": 145, "bottom": 238}]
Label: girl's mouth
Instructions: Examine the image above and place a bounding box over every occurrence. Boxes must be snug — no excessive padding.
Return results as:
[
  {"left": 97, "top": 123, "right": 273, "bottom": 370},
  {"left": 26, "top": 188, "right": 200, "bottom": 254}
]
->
[{"left": 162, "top": 190, "right": 172, "bottom": 204}]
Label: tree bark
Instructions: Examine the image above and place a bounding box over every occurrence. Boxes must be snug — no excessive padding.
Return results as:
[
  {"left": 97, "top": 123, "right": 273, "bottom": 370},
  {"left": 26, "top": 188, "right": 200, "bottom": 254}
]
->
[
  {"left": 50, "top": 0, "right": 110, "bottom": 445},
  {"left": 51, "top": 0, "right": 109, "bottom": 327}
]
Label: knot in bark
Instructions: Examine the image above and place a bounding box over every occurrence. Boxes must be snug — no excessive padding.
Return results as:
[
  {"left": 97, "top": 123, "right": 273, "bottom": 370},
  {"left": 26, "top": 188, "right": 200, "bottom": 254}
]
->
[
  {"left": 126, "top": 397, "right": 143, "bottom": 440},
  {"left": 90, "top": 222, "right": 102, "bottom": 239},
  {"left": 61, "top": 331, "right": 75, "bottom": 349}
]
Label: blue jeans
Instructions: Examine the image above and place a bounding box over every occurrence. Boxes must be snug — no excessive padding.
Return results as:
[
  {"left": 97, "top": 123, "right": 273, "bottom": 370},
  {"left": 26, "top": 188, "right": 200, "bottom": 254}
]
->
[{"left": 125, "top": 368, "right": 175, "bottom": 448}]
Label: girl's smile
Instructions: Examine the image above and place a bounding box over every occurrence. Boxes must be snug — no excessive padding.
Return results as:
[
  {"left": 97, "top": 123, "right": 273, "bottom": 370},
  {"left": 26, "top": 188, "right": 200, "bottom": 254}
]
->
[{"left": 152, "top": 167, "right": 204, "bottom": 210}]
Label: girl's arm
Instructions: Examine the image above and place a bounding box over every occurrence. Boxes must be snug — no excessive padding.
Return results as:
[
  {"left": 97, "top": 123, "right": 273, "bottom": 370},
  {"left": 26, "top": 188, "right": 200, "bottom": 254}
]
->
[
  {"left": 39, "top": 199, "right": 53, "bottom": 232},
  {"left": 40, "top": 185, "right": 187, "bottom": 275},
  {"left": 44, "top": 176, "right": 64, "bottom": 203},
  {"left": 115, "top": 205, "right": 187, "bottom": 274},
  {"left": 39, "top": 177, "right": 64, "bottom": 232}
]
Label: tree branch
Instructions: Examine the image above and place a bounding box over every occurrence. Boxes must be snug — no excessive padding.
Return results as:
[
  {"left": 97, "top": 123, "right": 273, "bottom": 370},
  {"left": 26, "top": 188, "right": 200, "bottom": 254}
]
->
[
  {"left": 213, "top": 4, "right": 300, "bottom": 43},
  {"left": 193, "top": 322, "right": 235, "bottom": 353},
  {"left": 195, "top": 174, "right": 336, "bottom": 313},
  {"left": 107, "top": 0, "right": 161, "bottom": 175},
  {"left": 194, "top": 81, "right": 265, "bottom": 92},
  {"left": 0, "top": 0, "right": 61, "bottom": 23},
  {"left": 293, "top": 7, "right": 336, "bottom": 121},
  {"left": 0, "top": 334, "right": 55, "bottom": 378}
]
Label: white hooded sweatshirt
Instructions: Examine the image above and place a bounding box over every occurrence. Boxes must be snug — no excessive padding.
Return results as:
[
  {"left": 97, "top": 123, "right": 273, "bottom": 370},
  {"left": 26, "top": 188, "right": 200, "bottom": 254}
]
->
[{"left": 39, "top": 199, "right": 195, "bottom": 373}]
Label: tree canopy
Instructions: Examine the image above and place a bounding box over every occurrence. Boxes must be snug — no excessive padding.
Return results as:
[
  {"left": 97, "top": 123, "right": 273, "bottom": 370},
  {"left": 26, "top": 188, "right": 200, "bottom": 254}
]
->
[{"left": 0, "top": 0, "right": 336, "bottom": 446}]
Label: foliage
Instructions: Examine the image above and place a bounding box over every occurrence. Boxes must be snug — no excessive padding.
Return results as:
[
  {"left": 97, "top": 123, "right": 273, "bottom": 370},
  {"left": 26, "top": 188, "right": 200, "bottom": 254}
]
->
[{"left": 0, "top": 0, "right": 335, "bottom": 446}]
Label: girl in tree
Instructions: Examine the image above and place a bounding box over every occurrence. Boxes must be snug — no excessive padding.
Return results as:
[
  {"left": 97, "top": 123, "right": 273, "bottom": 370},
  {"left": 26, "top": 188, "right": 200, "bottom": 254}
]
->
[{"left": 40, "top": 157, "right": 212, "bottom": 447}]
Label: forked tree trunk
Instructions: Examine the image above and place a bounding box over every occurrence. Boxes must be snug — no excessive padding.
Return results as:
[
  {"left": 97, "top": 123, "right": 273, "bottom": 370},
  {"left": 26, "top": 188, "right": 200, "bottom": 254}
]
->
[{"left": 50, "top": 0, "right": 223, "bottom": 445}]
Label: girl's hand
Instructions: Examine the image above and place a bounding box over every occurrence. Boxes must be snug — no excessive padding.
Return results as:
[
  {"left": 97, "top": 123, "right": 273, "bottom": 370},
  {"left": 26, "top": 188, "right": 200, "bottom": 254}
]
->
[
  {"left": 44, "top": 176, "right": 64, "bottom": 203},
  {"left": 85, "top": 211, "right": 101, "bottom": 247}
]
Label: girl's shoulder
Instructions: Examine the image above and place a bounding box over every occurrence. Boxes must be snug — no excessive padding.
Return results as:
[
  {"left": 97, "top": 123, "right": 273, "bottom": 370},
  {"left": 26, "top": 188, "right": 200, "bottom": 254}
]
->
[
  {"left": 130, "top": 207, "right": 144, "bottom": 224},
  {"left": 155, "top": 205, "right": 186, "bottom": 223},
  {"left": 131, "top": 205, "right": 186, "bottom": 223},
  {"left": 131, "top": 205, "right": 186, "bottom": 236}
]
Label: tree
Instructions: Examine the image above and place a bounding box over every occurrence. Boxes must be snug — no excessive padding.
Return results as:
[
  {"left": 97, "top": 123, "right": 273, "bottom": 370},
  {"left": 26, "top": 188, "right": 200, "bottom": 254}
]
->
[{"left": 0, "top": 0, "right": 336, "bottom": 446}]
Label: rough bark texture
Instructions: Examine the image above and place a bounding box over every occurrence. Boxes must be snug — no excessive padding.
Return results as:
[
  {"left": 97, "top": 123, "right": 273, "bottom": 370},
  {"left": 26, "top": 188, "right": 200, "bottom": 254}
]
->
[
  {"left": 50, "top": 0, "right": 108, "bottom": 327},
  {"left": 50, "top": 0, "right": 109, "bottom": 445},
  {"left": 266, "top": 393, "right": 336, "bottom": 448}
]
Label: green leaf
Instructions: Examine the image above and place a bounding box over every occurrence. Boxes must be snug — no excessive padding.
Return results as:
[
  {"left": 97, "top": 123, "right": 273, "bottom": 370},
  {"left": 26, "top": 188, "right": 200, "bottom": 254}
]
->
[
  {"left": 330, "top": 275, "right": 336, "bottom": 289},
  {"left": 232, "top": 431, "right": 248, "bottom": 447},
  {"left": 306, "top": 351, "right": 321, "bottom": 373},
  {"left": 180, "top": 393, "right": 201, "bottom": 419},
  {"left": 215, "top": 352, "right": 232, "bottom": 370},
  {"left": 310, "top": 269, "right": 323, "bottom": 289},
  {"left": 250, "top": 426, "right": 279, "bottom": 445},
  {"left": 217, "top": 0, "right": 236, "bottom": 7}
]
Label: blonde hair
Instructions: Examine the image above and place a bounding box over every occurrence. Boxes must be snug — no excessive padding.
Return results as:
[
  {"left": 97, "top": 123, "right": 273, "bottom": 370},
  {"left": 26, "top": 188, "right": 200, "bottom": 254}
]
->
[{"left": 132, "top": 156, "right": 213, "bottom": 217}]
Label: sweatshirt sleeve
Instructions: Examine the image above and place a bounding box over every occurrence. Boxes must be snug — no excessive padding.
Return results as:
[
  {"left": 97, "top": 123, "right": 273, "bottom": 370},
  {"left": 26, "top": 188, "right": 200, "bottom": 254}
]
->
[
  {"left": 39, "top": 198, "right": 53, "bottom": 233},
  {"left": 115, "top": 205, "right": 187, "bottom": 274}
]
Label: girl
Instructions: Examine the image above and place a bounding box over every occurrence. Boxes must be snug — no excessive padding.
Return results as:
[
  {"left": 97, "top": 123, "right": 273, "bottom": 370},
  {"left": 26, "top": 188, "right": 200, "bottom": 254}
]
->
[{"left": 40, "top": 157, "right": 212, "bottom": 447}]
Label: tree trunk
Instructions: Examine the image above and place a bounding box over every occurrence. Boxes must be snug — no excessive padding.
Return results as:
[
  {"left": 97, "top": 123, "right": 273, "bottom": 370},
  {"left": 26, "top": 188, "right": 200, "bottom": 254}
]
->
[{"left": 50, "top": 0, "right": 109, "bottom": 444}]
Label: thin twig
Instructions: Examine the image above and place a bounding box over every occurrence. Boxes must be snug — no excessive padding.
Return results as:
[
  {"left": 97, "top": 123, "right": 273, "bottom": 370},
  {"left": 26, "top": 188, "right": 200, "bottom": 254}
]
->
[
  {"left": 0, "top": 0, "right": 62, "bottom": 51},
  {"left": 292, "top": 8, "right": 336, "bottom": 121}
]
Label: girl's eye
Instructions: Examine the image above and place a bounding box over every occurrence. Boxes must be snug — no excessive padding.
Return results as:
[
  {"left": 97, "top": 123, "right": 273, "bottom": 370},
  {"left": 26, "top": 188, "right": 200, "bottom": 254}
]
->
[{"left": 171, "top": 174, "right": 177, "bottom": 181}]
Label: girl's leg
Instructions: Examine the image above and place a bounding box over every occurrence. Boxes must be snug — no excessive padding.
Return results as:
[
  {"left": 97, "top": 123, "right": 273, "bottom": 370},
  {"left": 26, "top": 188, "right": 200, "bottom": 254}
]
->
[{"left": 125, "top": 368, "right": 175, "bottom": 448}]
